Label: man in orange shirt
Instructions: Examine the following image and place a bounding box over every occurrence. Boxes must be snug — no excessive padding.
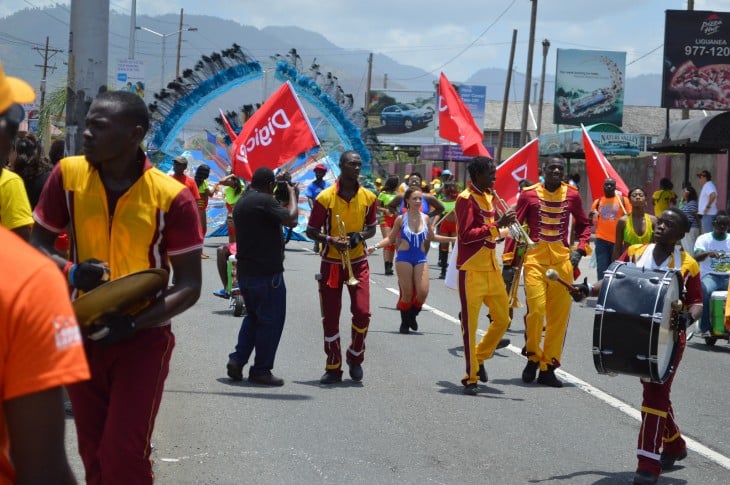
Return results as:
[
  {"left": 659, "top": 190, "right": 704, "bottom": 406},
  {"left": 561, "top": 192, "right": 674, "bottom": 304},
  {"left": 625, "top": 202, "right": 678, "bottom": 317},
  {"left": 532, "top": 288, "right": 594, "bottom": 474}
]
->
[
  {"left": 589, "top": 178, "right": 631, "bottom": 280},
  {"left": 0, "top": 63, "right": 90, "bottom": 484}
]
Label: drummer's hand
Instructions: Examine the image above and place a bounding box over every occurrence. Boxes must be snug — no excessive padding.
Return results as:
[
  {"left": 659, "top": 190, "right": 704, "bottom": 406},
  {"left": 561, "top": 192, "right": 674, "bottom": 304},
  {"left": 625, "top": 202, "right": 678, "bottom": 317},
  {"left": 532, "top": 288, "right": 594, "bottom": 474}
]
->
[
  {"left": 571, "top": 278, "right": 591, "bottom": 302},
  {"left": 68, "top": 258, "right": 110, "bottom": 292},
  {"left": 87, "top": 313, "right": 137, "bottom": 347}
]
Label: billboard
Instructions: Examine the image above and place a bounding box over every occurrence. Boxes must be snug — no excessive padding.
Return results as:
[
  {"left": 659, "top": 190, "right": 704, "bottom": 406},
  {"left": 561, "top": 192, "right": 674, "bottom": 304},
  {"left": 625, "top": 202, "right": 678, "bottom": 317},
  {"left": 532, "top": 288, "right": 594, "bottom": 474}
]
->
[
  {"left": 449, "top": 83, "right": 487, "bottom": 131},
  {"left": 367, "top": 89, "right": 437, "bottom": 145},
  {"left": 553, "top": 49, "right": 626, "bottom": 126},
  {"left": 115, "top": 59, "right": 146, "bottom": 98},
  {"left": 661, "top": 10, "right": 730, "bottom": 110}
]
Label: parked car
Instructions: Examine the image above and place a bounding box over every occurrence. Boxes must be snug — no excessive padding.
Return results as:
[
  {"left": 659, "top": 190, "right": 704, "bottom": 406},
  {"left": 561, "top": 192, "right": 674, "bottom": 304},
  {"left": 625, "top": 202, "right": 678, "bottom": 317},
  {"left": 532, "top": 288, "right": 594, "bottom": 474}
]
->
[{"left": 380, "top": 104, "right": 433, "bottom": 130}]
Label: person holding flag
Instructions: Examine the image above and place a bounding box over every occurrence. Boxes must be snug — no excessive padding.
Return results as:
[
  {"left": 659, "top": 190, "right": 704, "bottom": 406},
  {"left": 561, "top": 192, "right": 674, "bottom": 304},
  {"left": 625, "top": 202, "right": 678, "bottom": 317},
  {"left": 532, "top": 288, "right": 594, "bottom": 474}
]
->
[
  {"left": 306, "top": 151, "right": 378, "bottom": 385},
  {"left": 589, "top": 178, "right": 631, "bottom": 280},
  {"left": 503, "top": 157, "right": 591, "bottom": 388}
]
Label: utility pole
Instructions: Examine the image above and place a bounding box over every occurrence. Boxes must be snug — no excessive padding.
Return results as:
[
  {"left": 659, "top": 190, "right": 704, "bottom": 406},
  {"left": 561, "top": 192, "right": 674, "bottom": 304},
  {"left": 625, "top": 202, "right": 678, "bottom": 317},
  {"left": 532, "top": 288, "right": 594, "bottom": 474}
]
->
[
  {"left": 682, "top": 0, "right": 694, "bottom": 120},
  {"left": 520, "top": 0, "right": 538, "bottom": 146},
  {"left": 33, "top": 36, "right": 63, "bottom": 112},
  {"left": 383, "top": 73, "right": 388, "bottom": 89},
  {"left": 497, "top": 29, "right": 518, "bottom": 162},
  {"left": 536, "top": 38, "right": 550, "bottom": 137},
  {"left": 365, "top": 52, "right": 373, "bottom": 120},
  {"left": 128, "top": 0, "right": 136, "bottom": 59},
  {"left": 67, "top": 0, "right": 110, "bottom": 155},
  {"left": 175, "top": 8, "right": 184, "bottom": 79}
]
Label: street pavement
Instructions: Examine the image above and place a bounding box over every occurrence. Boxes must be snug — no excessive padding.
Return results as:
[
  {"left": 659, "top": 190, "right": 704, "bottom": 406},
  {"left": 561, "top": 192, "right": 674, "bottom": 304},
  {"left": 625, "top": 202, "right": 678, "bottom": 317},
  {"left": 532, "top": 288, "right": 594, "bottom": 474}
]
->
[{"left": 65, "top": 236, "right": 730, "bottom": 484}]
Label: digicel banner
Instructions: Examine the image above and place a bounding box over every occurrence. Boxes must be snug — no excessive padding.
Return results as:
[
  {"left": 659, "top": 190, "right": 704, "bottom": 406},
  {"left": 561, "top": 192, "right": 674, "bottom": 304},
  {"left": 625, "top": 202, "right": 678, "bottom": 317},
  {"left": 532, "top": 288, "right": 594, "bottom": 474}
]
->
[{"left": 232, "top": 81, "right": 320, "bottom": 181}]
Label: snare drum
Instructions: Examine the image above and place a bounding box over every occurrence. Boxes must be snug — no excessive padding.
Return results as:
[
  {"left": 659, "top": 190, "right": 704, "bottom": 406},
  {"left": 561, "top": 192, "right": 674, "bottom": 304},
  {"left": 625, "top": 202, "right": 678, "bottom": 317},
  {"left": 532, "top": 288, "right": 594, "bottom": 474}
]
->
[
  {"left": 710, "top": 290, "right": 727, "bottom": 335},
  {"left": 593, "top": 261, "right": 682, "bottom": 383}
]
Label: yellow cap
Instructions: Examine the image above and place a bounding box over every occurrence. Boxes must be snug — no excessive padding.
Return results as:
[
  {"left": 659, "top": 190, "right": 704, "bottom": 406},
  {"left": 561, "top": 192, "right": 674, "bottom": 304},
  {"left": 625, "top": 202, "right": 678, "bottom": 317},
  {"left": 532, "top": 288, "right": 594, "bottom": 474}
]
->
[{"left": 0, "top": 63, "right": 35, "bottom": 114}]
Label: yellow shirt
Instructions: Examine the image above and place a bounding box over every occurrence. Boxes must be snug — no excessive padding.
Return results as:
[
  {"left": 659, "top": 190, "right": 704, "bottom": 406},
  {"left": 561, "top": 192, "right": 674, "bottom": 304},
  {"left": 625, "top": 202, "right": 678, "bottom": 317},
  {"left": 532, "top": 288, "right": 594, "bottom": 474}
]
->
[{"left": 0, "top": 168, "right": 33, "bottom": 231}]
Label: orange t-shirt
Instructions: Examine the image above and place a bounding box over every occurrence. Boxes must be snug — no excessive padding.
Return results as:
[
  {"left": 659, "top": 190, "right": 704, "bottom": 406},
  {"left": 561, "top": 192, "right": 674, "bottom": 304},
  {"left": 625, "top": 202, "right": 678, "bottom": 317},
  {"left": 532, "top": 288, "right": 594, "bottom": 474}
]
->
[
  {"left": 0, "top": 228, "right": 90, "bottom": 483},
  {"left": 591, "top": 195, "right": 631, "bottom": 243}
]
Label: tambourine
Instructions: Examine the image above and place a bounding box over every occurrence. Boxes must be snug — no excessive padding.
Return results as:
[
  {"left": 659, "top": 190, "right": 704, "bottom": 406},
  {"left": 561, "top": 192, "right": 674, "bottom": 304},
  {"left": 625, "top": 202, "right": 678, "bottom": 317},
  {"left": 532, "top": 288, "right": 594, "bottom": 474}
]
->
[{"left": 72, "top": 268, "right": 169, "bottom": 327}]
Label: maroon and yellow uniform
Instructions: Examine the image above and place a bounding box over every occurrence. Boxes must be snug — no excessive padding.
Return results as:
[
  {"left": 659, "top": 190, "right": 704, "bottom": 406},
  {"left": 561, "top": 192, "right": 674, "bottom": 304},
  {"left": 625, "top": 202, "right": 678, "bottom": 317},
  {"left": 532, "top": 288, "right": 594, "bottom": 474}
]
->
[
  {"left": 621, "top": 244, "right": 701, "bottom": 477},
  {"left": 504, "top": 182, "right": 591, "bottom": 373},
  {"left": 455, "top": 182, "right": 511, "bottom": 385}
]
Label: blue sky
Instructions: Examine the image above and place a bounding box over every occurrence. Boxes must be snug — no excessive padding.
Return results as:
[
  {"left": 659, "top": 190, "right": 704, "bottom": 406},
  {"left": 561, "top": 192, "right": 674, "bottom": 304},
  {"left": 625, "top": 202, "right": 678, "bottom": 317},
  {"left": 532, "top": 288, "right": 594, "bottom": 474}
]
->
[{"left": 3, "top": 0, "right": 730, "bottom": 81}]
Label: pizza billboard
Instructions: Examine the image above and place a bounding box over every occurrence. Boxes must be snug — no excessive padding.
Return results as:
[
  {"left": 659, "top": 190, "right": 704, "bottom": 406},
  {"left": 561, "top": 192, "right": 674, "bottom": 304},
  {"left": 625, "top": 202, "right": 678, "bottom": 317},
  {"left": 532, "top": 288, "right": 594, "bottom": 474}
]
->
[
  {"left": 661, "top": 10, "right": 730, "bottom": 110},
  {"left": 553, "top": 49, "right": 626, "bottom": 126}
]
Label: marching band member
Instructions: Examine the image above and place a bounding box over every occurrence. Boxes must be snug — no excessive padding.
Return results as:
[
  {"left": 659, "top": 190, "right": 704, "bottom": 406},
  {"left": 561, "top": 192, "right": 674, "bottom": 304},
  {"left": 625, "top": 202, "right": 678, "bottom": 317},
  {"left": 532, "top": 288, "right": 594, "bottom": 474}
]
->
[
  {"left": 456, "top": 156, "right": 515, "bottom": 396},
  {"left": 577, "top": 208, "right": 702, "bottom": 485},
  {"left": 306, "top": 151, "right": 378, "bottom": 385},
  {"left": 503, "top": 157, "right": 591, "bottom": 388}
]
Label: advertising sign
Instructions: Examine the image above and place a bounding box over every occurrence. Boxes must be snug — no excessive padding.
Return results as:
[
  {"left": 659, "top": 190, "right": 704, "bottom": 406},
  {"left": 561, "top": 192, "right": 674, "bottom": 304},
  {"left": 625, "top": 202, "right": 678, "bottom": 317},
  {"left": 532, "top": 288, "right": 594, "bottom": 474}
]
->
[
  {"left": 368, "top": 89, "right": 437, "bottom": 145},
  {"left": 553, "top": 49, "right": 626, "bottom": 126},
  {"left": 115, "top": 59, "right": 146, "bottom": 98},
  {"left": 661, "top": 10, "right": 730, "bottom": 110}
]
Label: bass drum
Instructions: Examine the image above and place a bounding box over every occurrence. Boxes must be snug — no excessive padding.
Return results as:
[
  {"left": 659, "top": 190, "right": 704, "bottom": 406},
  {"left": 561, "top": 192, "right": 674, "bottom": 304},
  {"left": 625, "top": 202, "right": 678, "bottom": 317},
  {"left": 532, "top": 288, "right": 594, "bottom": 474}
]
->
[{"left": 593, "top": 261, "right": 682, "bottom": 383}]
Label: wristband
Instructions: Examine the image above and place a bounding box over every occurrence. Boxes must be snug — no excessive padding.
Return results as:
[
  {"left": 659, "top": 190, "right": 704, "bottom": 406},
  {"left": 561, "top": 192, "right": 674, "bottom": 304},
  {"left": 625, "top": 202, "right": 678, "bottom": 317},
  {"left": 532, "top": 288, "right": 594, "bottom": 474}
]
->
[
  {"left": 326, "top": 235, "right": 334, "bottom": 244},
  {"left": 66, "top": 263, "right": 77, "bottom": 285}
]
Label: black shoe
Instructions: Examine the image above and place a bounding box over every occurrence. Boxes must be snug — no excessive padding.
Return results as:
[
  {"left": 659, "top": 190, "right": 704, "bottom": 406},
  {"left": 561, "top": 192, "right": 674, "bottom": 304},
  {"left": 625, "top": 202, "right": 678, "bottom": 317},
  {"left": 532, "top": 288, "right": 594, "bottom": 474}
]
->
[
  {"left": 248, "top": 373, "right": 284, "bottom": 386},
  {"left": 227, "top": 359, "right": 244, "bottom": 381},
  {"left": 477, "top": 364, "right": 488, "bottom": 383},
  {"left": 632, "top": 470, "right": 658, "bottom": 485},
  {"left": 408, "top": 307, "right": 419, "bottom": 331},
  {"left": 496, "top": 338, "right": 510, "bottom": 349},
  {"left": 522, "top": 360, "right": 539, "bottom": 383},
  {"left": 537, "top": 366, "right": 563, "bottom": 388},
  {"left": 319, "top": 371, "right": 342, "bottom": 385},
  {"left": 399, "top": 310, "right": 410, "bottom": 334},
  {"left": 384, "top": 262, "right": 394, "bottom": 275},
  {"left": 346, "top": 359, "right": 363, "bottom": 382},
  {"left": 438, "top": 269, "right": 446, "bottom": 279},
  {"left": 463, "top": 383, "right": 478, "bottom": 396},
  {"left": 660, "top": 448, "right": 687, "bottom": 470}
]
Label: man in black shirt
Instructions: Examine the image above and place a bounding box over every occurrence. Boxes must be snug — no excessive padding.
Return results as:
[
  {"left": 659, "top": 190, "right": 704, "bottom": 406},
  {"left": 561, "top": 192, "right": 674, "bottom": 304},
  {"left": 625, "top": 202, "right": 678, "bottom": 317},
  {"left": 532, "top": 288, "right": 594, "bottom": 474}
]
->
[{"left": 226, "top": 167, "right": 299, "bottom": 386}]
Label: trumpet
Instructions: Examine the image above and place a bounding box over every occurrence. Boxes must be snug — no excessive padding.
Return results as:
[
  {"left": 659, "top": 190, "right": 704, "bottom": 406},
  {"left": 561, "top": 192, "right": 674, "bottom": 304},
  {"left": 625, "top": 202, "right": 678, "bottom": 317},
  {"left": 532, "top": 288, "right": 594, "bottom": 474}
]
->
[
  {"left": 335, "top": 215, "right": 359, "bottom": 286},
  {"left": 492, "top": 189, "right": 537, "bottom": 250}
]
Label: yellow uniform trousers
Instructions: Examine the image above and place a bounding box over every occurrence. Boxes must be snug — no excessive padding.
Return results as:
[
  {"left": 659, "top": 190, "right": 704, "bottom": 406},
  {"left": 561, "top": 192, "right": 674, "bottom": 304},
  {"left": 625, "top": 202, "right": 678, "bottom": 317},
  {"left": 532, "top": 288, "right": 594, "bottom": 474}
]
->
[
  {"left": 523, "top": 258, "right": 573, "bottom": 371},
  {"left": 458, "top": 269, "right": 511, "bottom": 385}
]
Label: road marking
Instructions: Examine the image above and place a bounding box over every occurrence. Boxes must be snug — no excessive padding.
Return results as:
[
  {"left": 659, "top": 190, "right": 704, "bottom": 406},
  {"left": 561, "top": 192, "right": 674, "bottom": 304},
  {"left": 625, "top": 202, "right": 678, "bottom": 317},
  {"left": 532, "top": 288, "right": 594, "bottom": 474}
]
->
[{"left": 385, "top": 287, "right": 730, "bottom": 471}]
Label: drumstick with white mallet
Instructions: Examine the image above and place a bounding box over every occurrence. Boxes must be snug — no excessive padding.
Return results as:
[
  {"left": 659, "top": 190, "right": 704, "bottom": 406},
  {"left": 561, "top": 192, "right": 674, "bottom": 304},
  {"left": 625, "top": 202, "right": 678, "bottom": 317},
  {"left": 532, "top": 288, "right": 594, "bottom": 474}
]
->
[{"left": 545, "top": 269, "right": 577, "bottom": 291}]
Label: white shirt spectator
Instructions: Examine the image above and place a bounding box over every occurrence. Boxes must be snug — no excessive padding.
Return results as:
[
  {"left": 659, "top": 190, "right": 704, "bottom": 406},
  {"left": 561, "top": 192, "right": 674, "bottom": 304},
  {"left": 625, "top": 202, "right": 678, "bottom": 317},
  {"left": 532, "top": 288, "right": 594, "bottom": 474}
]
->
[
  {"left": 698, "top": 180, "right": 718, "bottom": 216},
  {"left": 694, "top": 231, "right": 730, "bottom": 276}
]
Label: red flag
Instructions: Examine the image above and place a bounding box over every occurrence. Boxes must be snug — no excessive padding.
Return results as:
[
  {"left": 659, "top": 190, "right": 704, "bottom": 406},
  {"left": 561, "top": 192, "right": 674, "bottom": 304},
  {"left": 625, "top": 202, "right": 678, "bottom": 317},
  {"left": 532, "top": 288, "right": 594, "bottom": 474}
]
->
[
  {"left": 581, "top": 125, "right": 629, "bottom": 201},
  {"left": 231, "top": 81, "right": 320, "bottom": 181},
  {"left": 438, "top": 72, "right": 492, "bottom": 158},
  {"left": 218, "top": 109, "right": 238, "bottom": 142},
  {"left": 494, "top": 139, "right": 539, "bottom": 206}
]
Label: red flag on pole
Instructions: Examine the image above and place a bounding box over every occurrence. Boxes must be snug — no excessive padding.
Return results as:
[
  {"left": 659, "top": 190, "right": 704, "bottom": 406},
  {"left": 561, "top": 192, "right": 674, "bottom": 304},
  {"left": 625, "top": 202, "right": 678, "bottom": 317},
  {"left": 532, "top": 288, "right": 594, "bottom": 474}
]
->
[
  {"left": 231, "top": 81, "right": 320, "bottom": 181},
  {"left": 581, "top": 125, "right": 629, "bottom": 201},
  {"left": 218, "top": 109, "right": 238, "bottom": 142},
  {"left": 438, "top": 72, "right": 491, "bottom": 158},
  {"left": 494, "top": 139, "right": 539, "bottom": 206}
]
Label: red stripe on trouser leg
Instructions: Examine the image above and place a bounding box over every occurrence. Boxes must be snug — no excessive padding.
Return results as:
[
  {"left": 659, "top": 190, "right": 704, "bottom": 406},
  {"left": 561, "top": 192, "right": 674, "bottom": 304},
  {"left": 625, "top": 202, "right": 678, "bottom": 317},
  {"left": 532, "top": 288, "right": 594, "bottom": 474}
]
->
[
  {"left": 68, "top": 326, "right": 174, "bottom": 485},
  {"left": 636, "top": 332, "right": 686, "bottom": 475}
]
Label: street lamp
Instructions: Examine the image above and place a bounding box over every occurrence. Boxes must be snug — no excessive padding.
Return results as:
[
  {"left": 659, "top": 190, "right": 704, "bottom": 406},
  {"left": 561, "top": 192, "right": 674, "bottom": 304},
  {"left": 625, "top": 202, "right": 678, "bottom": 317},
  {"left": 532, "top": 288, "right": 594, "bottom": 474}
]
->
[
  {"left": 536, "top": 38, "right": 550, "bottom": 137},
  {"left": 136, "top": 25, "right": 197, "bottom": 91}
]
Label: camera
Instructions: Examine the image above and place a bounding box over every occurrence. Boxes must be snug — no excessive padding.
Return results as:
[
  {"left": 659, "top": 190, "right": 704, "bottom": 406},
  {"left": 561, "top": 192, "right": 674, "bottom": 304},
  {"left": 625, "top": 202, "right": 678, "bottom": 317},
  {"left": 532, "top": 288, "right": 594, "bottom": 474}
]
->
[{"left": 274, "top": 180, "right": 291, "bottom": 204}]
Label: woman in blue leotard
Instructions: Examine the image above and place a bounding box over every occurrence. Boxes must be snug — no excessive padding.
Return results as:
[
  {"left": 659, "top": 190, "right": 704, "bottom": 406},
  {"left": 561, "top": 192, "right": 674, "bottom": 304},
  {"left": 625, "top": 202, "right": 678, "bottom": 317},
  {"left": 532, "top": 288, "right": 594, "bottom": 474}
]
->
[{"left": 370, "top": 187, "right": 454, "bottom": 333}]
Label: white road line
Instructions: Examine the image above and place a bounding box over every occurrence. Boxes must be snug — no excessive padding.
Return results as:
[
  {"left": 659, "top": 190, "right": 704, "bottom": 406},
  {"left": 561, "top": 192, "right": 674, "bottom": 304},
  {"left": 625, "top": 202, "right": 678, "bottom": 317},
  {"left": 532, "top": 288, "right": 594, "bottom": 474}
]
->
[{"left": 385, "top": 287, "right": 730, "bottom": 471}]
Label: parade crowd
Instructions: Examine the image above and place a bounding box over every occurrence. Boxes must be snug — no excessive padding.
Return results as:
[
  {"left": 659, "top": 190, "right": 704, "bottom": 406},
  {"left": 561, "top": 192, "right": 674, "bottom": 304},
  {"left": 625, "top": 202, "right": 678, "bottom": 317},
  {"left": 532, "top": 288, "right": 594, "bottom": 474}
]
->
[{"left": 1, "top": 62, "right": 728, "bottom": 485}]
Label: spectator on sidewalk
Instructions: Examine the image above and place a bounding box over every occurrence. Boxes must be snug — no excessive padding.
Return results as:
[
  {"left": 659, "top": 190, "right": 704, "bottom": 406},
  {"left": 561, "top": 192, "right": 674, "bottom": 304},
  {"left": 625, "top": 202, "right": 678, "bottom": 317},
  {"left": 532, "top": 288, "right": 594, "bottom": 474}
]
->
[
  {"left": 693, "top": 211, "right": 730, "bottom": 337},
  {"left": 697, "top": 170, "right": 718, "bottom": 234},
  {"left": 589, "top": 178, "right": 631, "bottom": 280},
  {"left": 652, "top": 177, "right": 677, "bottom": 217}
]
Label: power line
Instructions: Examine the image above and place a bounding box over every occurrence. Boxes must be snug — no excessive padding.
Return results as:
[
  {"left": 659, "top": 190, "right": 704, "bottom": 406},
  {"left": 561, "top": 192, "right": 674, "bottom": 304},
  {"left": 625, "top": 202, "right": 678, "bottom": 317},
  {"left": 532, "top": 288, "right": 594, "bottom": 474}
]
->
[{"left": 392, "top": 0, "right": 518, "bottom": 80}]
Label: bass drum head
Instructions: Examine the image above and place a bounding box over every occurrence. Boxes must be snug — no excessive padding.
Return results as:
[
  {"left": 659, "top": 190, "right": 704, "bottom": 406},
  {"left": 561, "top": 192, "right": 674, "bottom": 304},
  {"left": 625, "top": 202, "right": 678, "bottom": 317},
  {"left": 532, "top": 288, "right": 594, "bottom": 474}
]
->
[{"left": 656, "top": 272, "right": 681, "bottom": 381}]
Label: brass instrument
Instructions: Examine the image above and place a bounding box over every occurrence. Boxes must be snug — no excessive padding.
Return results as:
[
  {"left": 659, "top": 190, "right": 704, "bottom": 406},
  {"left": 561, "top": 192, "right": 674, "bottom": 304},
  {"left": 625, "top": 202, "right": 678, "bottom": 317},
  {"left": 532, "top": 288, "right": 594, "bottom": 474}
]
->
[
  {"left": 507, "top": 245, "right": 526, "bottom": 310},
  {"left": 492, "top": 189, "right": 537, "bottom": 250},
  {"left": 335, "top": 215, "right": 359, "bottom": 286}
]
